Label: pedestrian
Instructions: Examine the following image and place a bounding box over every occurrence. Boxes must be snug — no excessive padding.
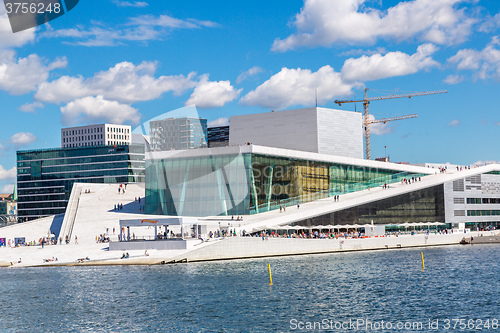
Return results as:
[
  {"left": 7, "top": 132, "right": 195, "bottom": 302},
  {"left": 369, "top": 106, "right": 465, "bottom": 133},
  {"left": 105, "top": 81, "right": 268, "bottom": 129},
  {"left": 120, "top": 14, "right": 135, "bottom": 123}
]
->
[
  {"left": 118, "top": 188, "right": 121, "bottom": 194},
  {"left": 283, "top": 205, "right": 286, "bottom": 212},
  {"left": 75, "top": 235, "right": 78, "bottom": 244},
  {"left": 297, "top": 202, "right": 300, "bottom": 209},
  {"left": 280, "top": 206, "right": 282, "bottom": 213},
  {"left": 113, "top": 227, "right": 115, "bottom": 234}
]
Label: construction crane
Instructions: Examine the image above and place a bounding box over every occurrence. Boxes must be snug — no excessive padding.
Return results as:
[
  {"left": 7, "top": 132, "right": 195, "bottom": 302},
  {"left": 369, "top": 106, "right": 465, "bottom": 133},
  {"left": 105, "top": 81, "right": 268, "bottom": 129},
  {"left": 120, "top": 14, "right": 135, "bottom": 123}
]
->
[{"left": 334, "top": 88, "right": 447, "bottom": 160}]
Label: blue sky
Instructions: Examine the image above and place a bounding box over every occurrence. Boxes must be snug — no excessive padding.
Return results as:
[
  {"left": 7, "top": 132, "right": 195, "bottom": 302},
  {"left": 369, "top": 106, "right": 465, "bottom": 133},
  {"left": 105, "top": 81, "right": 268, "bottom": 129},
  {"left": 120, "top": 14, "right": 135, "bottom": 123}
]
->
[{"left": 1, "top": 0, "right": 500, "bottom": 193}]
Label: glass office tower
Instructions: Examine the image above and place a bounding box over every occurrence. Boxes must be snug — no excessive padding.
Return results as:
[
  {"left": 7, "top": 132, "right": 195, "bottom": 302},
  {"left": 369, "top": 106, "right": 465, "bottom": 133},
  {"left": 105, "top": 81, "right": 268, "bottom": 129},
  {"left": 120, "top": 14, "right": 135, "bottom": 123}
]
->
[{"left": 17, "top": 145, "right": 145, "bottom": 221}]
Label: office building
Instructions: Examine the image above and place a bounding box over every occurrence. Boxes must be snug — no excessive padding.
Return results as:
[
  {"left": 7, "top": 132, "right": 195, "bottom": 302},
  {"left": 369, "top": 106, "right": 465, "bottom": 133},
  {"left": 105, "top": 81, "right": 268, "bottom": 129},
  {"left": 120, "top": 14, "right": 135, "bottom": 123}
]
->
[
  {"left": 150, "top": 117, "right": 208, "bottom": 151},
  {"left": 61, "top": 124, "right": 132, "bottom": 148},
  {"left": 207, "top": 126, "right": 229, "bottom": 148},
  {"left": 17, "top": 144, "right": 145, "bottom": 220}
]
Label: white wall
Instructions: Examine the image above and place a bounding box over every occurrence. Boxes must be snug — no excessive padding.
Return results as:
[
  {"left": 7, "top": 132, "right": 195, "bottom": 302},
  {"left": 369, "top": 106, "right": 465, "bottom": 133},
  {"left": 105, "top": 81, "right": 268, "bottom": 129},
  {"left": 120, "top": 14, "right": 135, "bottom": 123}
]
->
[
  {"left": 316, "top": 108, "right": 362, "bottom": 158},
  {"left": 230, "top": 108, "right": 319, "bottom": 153},
  {"left": 229, "top": 107, "right": 363, "bottom": 159}
]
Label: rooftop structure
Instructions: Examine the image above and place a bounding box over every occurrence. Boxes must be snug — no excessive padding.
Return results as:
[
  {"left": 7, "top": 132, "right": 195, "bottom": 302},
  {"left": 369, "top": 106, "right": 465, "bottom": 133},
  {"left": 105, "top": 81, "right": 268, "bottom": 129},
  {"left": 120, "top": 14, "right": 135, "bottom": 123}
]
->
[
  {"left": 150, "top": 117, "right": 208, "bottom": 151},
  {"left": 229, "top": 107, "right": 363, "bottom": 159},
  {"left": 61, "top": 124, "right": 132, "bottom": 148}
]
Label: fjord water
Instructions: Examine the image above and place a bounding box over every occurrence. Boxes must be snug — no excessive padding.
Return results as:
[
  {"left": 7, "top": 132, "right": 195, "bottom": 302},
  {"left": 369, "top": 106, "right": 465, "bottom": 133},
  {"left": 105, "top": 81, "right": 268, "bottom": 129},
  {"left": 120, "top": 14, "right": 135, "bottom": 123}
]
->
[{"left": 0, "top": 244, "right": 498, "bottom": 332}]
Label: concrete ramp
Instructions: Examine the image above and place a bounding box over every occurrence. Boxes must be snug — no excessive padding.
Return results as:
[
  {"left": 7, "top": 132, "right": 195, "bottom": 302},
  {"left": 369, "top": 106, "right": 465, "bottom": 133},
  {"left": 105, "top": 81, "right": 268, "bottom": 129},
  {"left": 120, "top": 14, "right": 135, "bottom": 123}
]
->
[
  {"left": 71, "top": 183, "right": 146, "bottom": 244},
  {"left": 0, "top": 215, "right": 59, "bottom": 244}
]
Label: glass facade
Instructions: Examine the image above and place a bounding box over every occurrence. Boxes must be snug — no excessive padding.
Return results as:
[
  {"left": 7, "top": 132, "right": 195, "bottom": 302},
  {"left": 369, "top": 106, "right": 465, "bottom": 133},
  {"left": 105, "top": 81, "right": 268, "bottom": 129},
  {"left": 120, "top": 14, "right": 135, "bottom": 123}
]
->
[
  {"left": 296, "top": 185, "right": 445, "bottom": 226},
  {"left": 146, "top": 152, "right": 426, "bottom": 217},
  {"left": 207, "top": 126, "right": 229, "bottom": 147},
  {"left": 17, "top": 145, "right": 145, "bottom": 221},
  {"left": 150, "top": 117, "right": 208, "bottom": 151},
  {"left": 146, "top": 153, "right": 250, "bottom": 216}
]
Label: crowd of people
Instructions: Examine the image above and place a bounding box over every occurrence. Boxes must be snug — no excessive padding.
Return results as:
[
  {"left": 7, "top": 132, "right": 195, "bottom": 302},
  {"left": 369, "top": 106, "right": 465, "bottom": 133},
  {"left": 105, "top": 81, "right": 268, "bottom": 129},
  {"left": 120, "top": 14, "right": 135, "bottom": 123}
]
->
[
  {"left": 96, "top": 234, "right": 110, "bottom": 243},
  {"left": 401, "top": 176, "right": 421, "bottom": 185}
]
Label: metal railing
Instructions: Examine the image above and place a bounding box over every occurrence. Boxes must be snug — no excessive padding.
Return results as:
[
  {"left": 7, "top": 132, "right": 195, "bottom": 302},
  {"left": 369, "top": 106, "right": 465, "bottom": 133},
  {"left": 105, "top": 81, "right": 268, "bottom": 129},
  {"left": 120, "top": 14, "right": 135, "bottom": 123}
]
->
[
  {"left": 249, "top": 172, "right": 426, "bottom": 214},
  {"left": 59, "top": 183, "right": 82, "bottom": 241}
]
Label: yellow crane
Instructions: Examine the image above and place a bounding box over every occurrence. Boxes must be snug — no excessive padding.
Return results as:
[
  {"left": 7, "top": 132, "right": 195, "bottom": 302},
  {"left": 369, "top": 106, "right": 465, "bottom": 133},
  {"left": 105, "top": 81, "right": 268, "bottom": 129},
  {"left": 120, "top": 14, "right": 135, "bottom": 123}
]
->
[{"left": 334, "top": 88, "right": 447, "bottom": 160}]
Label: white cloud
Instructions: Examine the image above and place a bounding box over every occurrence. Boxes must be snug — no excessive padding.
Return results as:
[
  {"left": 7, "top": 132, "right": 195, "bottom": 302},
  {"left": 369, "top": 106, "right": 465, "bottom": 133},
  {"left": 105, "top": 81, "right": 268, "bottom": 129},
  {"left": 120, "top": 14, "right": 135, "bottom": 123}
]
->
[
  {"left": 341, "top": 44, "right": 439, "bottom": 82},
  {"left": 208, "top": 117, "right": 229, "bottom": 127},
  {"left": 0, "top": 50, "right": 67, "bottom": 95},
  {"left": 338, "top": 47, "right": 387, "bottom": 57},
  {"left": 10, "top": 132, "right": 36, "bottom": 146},
  {"left": 19, "top": 101, "right": 44, "bottom": 112},
  {"left": 448, "top": 119, "right": 460, "bottom": 126},
  {"left": 0, "top": 8, "right": 36, "bottom": 49},
  {"left": 129, "top": 15, "right": 219, "bottom": 29},
  {"left": 186, "top": 75, "right": 241, "bottom": 108},
  {"left": 368, "top": 115, "right": 394, "bottom": 135},
  {"left": 272, "top": 0, "right": 476, "bottom": 52},
  {"left": 448, "top": 37, "right": 500, "bottom": 80},
  {"left": 0, "top": 165, "right": 16, "bottom": 181},
  {"left": 61, "top": 95, "right": 141, "bottom": 126},
  {"left": 443, "top": 74, "right": 464, "bottom": 84},
  {"left": 240, "top": 65, "right": 359, "bottom": 110},
  {"left": 35, "top": 61, "right": 197, "bottom": 104},
  {"left": 42, "top": 14, "right": 218, "bottom": 46},
  {"left": 1, "top": 184, "right": 14, "bottom": 194},
  {"left": 236, "top": 66, "right": 263, "bottom": 84},
  {"left": 113, "top": 1, "right": 149, "bottom": 7}
]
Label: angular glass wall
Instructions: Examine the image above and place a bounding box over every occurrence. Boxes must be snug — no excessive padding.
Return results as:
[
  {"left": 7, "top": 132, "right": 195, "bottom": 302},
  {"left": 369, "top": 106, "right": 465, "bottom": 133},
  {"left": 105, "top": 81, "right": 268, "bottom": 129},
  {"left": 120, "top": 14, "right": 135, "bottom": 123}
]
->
[
  {"left": 146, "top": 151, "right": 427, "bottom": 217},
  {"left": 146, "top": 153, "right": 251, "bottom": 216},
  {"left": 249, "top": 154, "right": 426, "bottom": 214},
  {"left": 295, "top": 185, "right": 445, "bottom": 226}
]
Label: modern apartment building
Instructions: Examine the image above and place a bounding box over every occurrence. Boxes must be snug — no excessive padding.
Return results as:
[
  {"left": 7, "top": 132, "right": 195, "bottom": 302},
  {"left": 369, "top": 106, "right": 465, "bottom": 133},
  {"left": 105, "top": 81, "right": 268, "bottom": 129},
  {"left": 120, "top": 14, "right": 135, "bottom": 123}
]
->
[
  {"left": 61, "top": 124, "right": 132, "bottom": 148},
  {"left": 149, "top": 117, "right": 208, "bottom": 151}
]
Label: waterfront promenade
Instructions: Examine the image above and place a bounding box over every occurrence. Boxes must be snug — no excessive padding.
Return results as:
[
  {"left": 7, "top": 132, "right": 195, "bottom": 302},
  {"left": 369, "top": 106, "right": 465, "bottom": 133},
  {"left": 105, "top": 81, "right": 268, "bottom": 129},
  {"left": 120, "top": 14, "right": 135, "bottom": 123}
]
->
[
  {"left": 0, "top": 229, "right": 495, "bottom": 267},
  {"left": 1, "top": 179, "right": 498, "bottom": 267}
]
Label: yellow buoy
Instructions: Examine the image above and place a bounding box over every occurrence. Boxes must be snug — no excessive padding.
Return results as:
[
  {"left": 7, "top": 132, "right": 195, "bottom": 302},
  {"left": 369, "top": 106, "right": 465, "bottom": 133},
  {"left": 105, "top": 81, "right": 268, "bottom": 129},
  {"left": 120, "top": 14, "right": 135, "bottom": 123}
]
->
[
  {"left": 421, "top": 252, "right": 425, "bottom": 271},
  {"left": 268, "top": 263, "right": 273, "bottom": 285}
]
